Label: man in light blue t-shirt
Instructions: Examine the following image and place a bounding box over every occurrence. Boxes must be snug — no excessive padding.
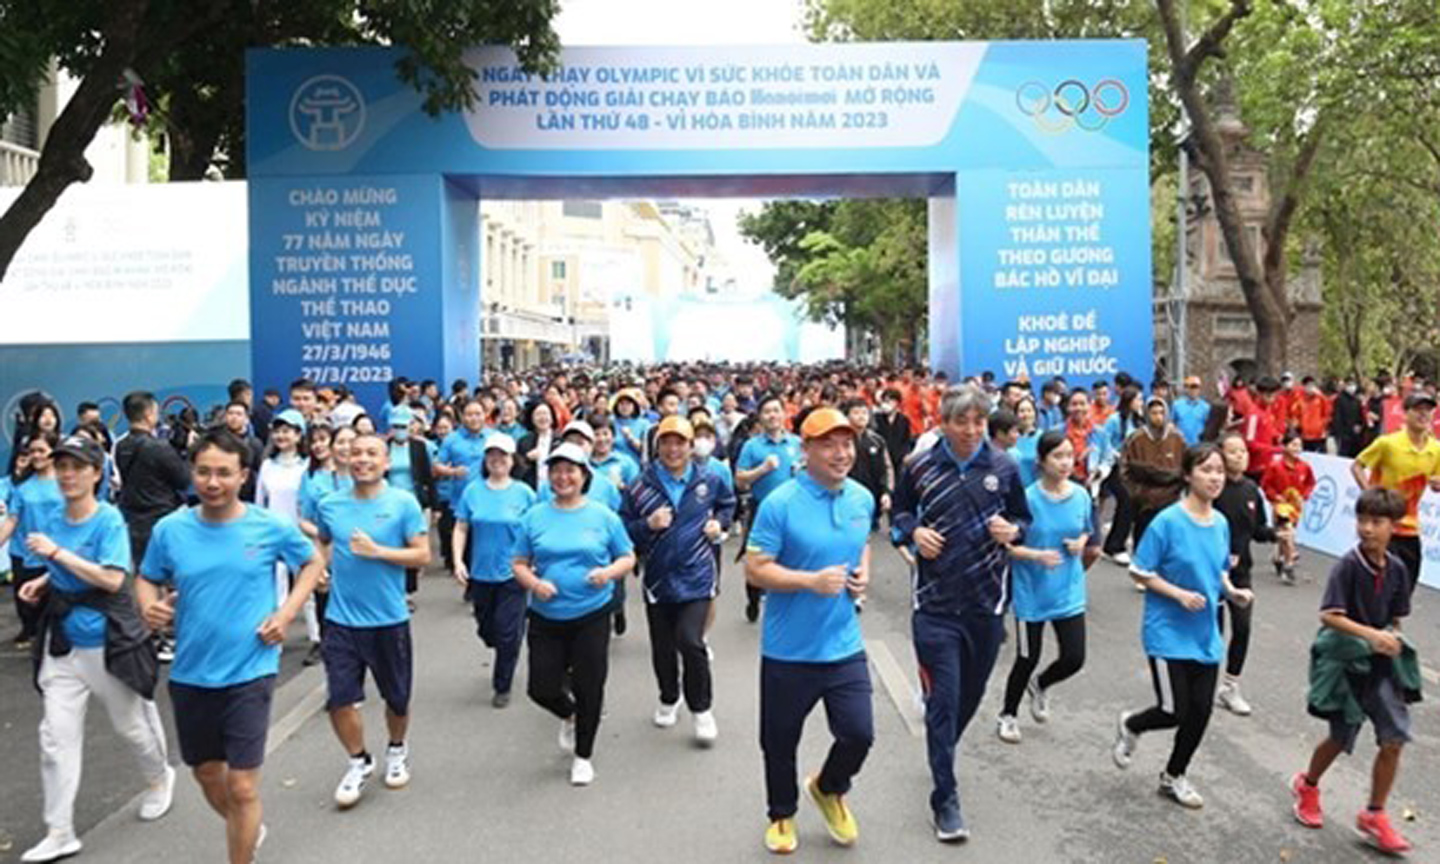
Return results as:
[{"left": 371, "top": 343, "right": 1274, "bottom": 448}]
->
[
  {"left": 745, "top": 407, "right": 874, "bottom": 855},
  {"left": 314, "top": 432, "right": 430, "bottom": 811},
  {"left": 137, "top": 429, "right": 322, "bottom": 864},
  {"left": 735, "top": 394, "right": 804, "bottom": 624}
]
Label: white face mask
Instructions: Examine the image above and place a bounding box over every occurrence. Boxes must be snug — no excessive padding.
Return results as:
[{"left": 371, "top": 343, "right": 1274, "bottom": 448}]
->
[{"left": 694, "top": 438, "right": 716, "bottom": 459}]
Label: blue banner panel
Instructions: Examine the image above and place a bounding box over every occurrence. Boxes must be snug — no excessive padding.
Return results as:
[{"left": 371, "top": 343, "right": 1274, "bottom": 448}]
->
[
  {"left": 957, "top": 168, "right": 1153, "bottom": 385},
  {"left": 248, "top": 174, "right": 447, "bottom": 414}
]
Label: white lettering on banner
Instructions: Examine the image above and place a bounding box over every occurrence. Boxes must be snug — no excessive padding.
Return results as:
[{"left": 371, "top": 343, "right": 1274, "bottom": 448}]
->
[
  {"left": 272, "top": 185, "right": 413, "bottom": 386},
  {"left": 1296, "top": 453, "right": 1440, "bottom": 590},
  {"left": 462, "top": 44, "right": 983, "bottom": 150}
]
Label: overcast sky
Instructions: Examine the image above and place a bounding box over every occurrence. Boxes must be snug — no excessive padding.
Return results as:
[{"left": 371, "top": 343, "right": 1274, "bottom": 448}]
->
[{"left": 552, "top": 0, "right": 810, "bottom": 290}]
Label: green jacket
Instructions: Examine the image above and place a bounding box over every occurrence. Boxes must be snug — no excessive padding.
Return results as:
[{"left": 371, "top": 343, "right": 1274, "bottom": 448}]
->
[{"left": 1307, "top": 628, "right": 1422, "bottom": 727}]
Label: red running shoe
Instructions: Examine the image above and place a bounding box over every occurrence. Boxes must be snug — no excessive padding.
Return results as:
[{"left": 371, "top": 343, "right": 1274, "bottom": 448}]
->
[
  {"left": 1289, "top": 773, "right": 1322, "bottom": 828},
  {"left": 1356, "top": 809, "right": 1412, "bottom": 857}
]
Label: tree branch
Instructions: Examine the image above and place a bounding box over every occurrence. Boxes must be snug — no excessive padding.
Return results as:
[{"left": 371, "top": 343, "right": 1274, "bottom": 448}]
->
[{"left": 1183, "top": 0, "right": 1254, "bottom": 79}]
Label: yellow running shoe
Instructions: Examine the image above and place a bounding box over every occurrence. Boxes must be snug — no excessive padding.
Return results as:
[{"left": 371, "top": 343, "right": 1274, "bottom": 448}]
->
[
  {"left": 806, "top": 775, "right": 859, "bottom": 846},
  {"left": 764, "top": 818, "right": 798, "bottom": 854}
]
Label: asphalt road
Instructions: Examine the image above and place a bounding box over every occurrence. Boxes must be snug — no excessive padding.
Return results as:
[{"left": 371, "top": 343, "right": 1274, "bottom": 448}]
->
[{"left": 2, "top": 532, "right": 1437, "bottom": 863}]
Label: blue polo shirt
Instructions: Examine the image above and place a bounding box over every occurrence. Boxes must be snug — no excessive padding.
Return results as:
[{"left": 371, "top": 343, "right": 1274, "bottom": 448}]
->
[
  {"left": 657, "top": 463, "right": 694, "bottom": 508},
  {"left": 315, "top": 484, "right": 428, "bottom": 628},
  {"left": 1171, "top": 397, "right": 1211, "bottom": 446},
  {"left": 437, "top": 428, "right": 491, "bottom": 504},
  {"left": 614, "top": 416, "right": 651, "bottom": 463},
  {"left": 747, "top": 473, "right": 874, "bottom": 663},
  {"left": 44, "top": 503, "right": 131, "bottom": 648},
  {"left": 1131, "top": 502, "right": 1230, "bottom": 664},
  {"left": 737, "top": 432, "right": 803, "bottom": 504},
  {"left": 387, "top": 441, "right": 414, "bottom": 494},
  {"left": 592, "top": 451, "right": 640, "bottom": 489},
  {"left": 456, "top": 479, "right": 536, "bottom": 582},
  {"left": 701, "top": 456, "right": 735, "bottom": 498},
  {"left": 8, "top": 476, "right": 64, "bottom": 568},
  {"left": 299, "top": 468, "right": 353, "bottom": 523},
  {"left": 141, "top": 506, "right": 315, "bottom": 688},
  {"left": 1010, "top": 431, "right": 1041, "bottom": 487},
  {"left": 1011, "top": 482, "right": 1096, "bottom": 622},
  {"left": 513, "top": 500, "right": 633, "bottom": 621},
  {"left": 538, "top": 469, "right": 623, "bottom": 512}
]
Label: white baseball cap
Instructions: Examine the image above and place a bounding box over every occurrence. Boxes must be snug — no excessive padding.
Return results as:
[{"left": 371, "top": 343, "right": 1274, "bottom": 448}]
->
[
  {"left": 561, "top": 420, "right": 596, "bottom": 443},
  {"left": 544, "top": 442, "right": 593, "bottom": 473},
  {"left": 484, "top": 432, "right": 516, "bottom": 455}
]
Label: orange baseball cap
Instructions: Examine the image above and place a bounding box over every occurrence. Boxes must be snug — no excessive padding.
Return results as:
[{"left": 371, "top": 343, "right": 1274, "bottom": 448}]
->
[
  {"left": 801, "top": 407, "right": 855, "bottom": 440},
  {"left": 655, "top": 415, "right": 694, "bottom": 441}
]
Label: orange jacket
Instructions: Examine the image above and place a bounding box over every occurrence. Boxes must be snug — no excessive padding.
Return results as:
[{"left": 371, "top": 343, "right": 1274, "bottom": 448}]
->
[{"left": 1292, "top": 391, "right": 1331, "bottom": 441}]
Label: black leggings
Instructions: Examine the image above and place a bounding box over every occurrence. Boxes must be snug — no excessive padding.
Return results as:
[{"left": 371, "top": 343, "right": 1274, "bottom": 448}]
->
[
  {"left": 1125, "top": 657, "right": 1218, "bottom": 777},
  {"left": 1217, "top": 566, "right": 1252, "bottom": 677},
  {"left": 1102, "top": 473, "right": 1133, "bottom": 556},
  {"left": 646, "top": 600, "right": 712, "bottom": 711},
  {"left": 1001, "top": 614, "right": 1086, "bottom": 716},
  {"left": 526, "top": 608, "right": 611, "bottom": 759}
]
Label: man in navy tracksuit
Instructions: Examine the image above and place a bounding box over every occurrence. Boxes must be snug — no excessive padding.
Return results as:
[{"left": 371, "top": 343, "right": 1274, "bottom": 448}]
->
[
  {"left": 891, "top": 384, "right": 1031, "bottom": 843},
  {"left": 622, "top": 416, "right": 736, "bottom": 745}
]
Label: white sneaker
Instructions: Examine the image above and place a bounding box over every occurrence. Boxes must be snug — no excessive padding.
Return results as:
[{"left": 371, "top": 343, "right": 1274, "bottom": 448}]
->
[
  {"left": 21, "top": 831, "right": 82, "bottom": 863},
  {"left": 254, "top": 823, "right": 268, "bottom": 862},
  {"left": 1112, "top": 711, "right": 1138, "bottom": 769},
  {"left": 1159, "top": 773, "right": 1204, "bottom": 809},
  {"left": 334, "top": 754, "right": 375, "bottom": 808},
  {"left": 138, "top": 763, "right": 176, "bottom": 821},
  {"left": 1217, "top": 679, "right": 1253, "bottom": 716},
  {"left": 558, "top": 718, "right": 576, "bottom": 753},
  {"left": 570, "top": 756, "right": 595, "bottom": 786},
  {"left": 653, "top": 701, "right": 681, "bottom": 728},
  {"left": 705, "top": 641, "right": 715, "bottom": 662},
  {"left": 1111, "top": 551, "right": 1132, "bottom": 567},
  {"left": 384, "top": 743, "right": 410, "bottom": 789},
  {"left": 694, "top": 710, "right": 718, "bottom": 746},
  {"left": 1027, "top": 677, "right": 1050, "bottom": 723},
  {"left": 997, "top": 715, "right": 1022, "bottom": 744}
]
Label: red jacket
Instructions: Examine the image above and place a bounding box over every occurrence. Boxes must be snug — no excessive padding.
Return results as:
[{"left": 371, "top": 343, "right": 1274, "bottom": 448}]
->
[
  {"left": 1293, "top": 391, "right": 1331, "bottom": 441},
  {"left": 1261, "top": 454, "right": 1316, "bottom": 519},
  {"left": 1242, "top": 405, "right": 1283, "bottom": 477}
]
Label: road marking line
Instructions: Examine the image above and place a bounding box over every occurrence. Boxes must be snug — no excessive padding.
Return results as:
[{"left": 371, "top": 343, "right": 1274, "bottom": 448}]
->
[
  {"left": 267, "top": 674, "right": 328, "bottom": 757},
  {"left": 867, "top": 638, "right": 924, "bottom": 738}
]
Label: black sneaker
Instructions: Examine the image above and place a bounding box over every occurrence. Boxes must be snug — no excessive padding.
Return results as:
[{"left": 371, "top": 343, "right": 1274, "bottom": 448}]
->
[
  {"left": 744, "top": 597, "right": 760, "bottom": 623},
  {"left": 613, "top": 610, "right": 627, "bottom": 636},
  {"left": 933, "top": 802, "right": 969, "bottom": 843},
  {"left": 302, "top": 644, "right": 324, "bottom": 667}
]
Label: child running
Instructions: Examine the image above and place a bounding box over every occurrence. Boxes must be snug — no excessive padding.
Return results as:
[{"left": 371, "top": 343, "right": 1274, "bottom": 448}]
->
[
  {"left": 1113, "top": 444, "right": 1253, "bottom": 809},
  {"left": 997, "top": 430, "right": 1099, "bottom": 743},
  {"left": 1259, "top": 430, "right": 1315, "bottom": 585},
  {"left": 1290, "top": 488, "right": 1417, "bottom": 857}
]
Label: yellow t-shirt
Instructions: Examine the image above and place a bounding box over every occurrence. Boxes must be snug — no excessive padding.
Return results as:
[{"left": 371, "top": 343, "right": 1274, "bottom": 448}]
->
[{"left": 1355, "top": 430, "right": 1440, "bottom": 536}]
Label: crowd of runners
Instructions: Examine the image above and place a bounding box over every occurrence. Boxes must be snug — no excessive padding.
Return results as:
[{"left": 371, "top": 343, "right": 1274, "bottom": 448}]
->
[{"left": 1, "top": 362, "right": 1434, "bottom": 861}]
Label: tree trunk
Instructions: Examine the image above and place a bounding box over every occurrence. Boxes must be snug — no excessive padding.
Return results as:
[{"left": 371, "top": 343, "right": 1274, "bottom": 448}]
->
[
  {"left": 1156, "top": 0, "right": 1290, "bottom": 377},
  {"left": 0, "top": 0, "right": 151, "bottom": 281}
]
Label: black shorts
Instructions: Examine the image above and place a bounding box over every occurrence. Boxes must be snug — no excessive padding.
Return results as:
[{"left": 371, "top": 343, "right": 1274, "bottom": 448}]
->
[
  {"left": 322, "top": 621, "right": 413, "bottom": 715},
  {"left": 1328, "top": 674, "right": 1412, "bottom": 754},
  {"left": 169, "top": 676, "right": 276, "bottom": 770}
]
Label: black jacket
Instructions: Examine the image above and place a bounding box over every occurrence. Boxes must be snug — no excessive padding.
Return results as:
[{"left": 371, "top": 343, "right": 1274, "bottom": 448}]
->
[
  {"left": 1330, "top": 391, "right": 1364, "bottom": 442},
  {"left": 848, "top": 428, "right": 892, "bottom": 508},
  {"left": 34, "top": 587, "right": 158, "bottom": 699},
  {"left": 239, "top": 434, "right": 265, "bottom": 502},
  {"left": 115, "top": 431, "right": 190, "bottom": 526},
  {"left": 515, "top": 431, "right": 557, "bottom": 489},
  {"left": 1214, "top": 475, "right": 1276, "bottom": 573},
  {"left": 392, "top": 438, "right": 436, "bottom": 509},
  {"left": 871, "top": 410, "right": 913, "bottom": 478}
]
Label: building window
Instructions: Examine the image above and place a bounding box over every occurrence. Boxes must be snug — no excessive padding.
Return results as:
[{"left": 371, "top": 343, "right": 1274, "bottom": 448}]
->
[
  {"left": 1214, "top": 314, "right": 1253, "bottom": 338},
  {"left": 1, "top": 107, "right": 39, "bottom": 150},
  {"left": 562, "top": 200, "right": 602, "bottom": 219},
  {"left": 551, "top": 260, "right": 566, "bottom": 280},
  {"left": 1233, "top": 174, "right": 1255, "bottom": 193}
]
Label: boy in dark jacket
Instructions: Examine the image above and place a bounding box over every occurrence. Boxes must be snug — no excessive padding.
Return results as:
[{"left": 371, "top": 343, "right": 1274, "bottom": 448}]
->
[{"left": 1290, "top": 487, "right": 1414, "bottom": 856}]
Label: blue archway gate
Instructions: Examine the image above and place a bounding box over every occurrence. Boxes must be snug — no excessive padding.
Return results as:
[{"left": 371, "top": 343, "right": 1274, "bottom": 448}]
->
[{"left": 246, "top": 41, "right": 1150, "bottom": 407}]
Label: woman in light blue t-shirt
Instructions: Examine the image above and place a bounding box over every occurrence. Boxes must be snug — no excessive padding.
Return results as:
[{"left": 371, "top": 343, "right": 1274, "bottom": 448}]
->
[
  {"left": 1112, "top": 443, "right": 1254, "bottom": 811},
  {"left": 997, "top": 430, "right": 1098, "bottom": 745}
]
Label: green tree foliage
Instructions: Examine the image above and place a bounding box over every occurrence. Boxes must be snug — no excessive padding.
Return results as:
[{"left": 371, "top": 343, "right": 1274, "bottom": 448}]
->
[{"left": 0, "top": 0, "right": 559, "bottom": 279}]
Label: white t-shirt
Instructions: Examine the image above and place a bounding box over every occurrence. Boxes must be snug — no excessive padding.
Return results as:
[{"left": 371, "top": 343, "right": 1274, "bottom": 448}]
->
[{"left": 257, "top": 454, "right": 306, "bottom": 522}]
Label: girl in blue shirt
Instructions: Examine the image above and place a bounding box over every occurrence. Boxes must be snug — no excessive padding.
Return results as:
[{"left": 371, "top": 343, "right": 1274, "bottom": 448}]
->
[
  {"left": 0, "top": 432, "right": 63, "bottom": 648},
  {"left": 1009, "top": 396, "right": 1042, "bottom": 487},
  {"left": 997, "top": 430, "right": 1098, "bottom": 744},
  {"left": 1113, "top": 443, "right": 1254, "bottom": 810},
  {"left": 453, "top": 434, "right": 536, "bottom": 706}
]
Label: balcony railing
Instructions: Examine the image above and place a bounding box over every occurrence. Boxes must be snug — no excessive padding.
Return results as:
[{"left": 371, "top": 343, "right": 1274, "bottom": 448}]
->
[{"left": 0, "top": 139, "right": 40, "bottom": 187}]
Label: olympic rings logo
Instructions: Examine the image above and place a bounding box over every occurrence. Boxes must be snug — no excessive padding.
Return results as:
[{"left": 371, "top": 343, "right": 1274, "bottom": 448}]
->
[{"left": 1015, "top": 79, "right": 1129, "bottom": 135}]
